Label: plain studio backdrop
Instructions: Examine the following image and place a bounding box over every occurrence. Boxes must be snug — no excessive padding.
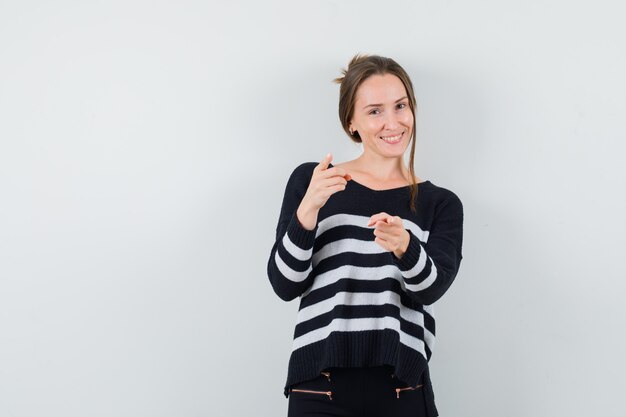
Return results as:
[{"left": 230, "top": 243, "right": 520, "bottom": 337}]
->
[{"left": 1, "top": 1, "right": 625, "bottom": 416}]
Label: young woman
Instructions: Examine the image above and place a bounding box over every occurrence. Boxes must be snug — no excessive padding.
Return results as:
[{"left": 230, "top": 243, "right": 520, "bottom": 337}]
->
[{"left": 267, "top": 54, "right": 464, "bottom": 417}]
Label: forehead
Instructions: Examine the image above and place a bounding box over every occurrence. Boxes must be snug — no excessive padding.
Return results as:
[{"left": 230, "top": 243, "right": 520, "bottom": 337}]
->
[{"left": 355, "top": 73, "right": 407, "bottom": 104}]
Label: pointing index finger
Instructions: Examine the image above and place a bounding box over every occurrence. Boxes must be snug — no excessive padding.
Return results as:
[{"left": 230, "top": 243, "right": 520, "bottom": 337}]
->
[{"left": 316, "top": 152, "right": 332, "bottom": 171}]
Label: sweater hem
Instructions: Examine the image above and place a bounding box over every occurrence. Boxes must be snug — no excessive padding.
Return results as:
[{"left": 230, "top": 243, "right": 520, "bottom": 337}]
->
[{"left": 282, "top": 329, "right": 437, "bottom": 416}]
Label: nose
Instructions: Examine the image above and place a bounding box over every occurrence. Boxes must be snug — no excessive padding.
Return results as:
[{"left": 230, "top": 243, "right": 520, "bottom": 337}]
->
[{"left": 382, "top": 111, "right": 400, "bottom": 130}]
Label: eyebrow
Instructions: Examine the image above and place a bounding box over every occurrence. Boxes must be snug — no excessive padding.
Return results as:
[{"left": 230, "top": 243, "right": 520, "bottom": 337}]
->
[{"left": 363, "top": 96, "right": 408, "bottom": 110}]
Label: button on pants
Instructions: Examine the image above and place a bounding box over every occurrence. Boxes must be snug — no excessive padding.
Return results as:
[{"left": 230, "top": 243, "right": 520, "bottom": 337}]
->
[{"left": 287, "top": 365, "right": 437, "bottom": 417}]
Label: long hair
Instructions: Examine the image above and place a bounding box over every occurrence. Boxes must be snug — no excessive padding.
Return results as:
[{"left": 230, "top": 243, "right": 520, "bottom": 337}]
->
[{"left": 332, "top": 53, "right": 419, "bottom": 213}]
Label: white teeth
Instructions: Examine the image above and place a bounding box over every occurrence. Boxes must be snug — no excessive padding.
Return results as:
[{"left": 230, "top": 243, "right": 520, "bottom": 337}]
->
[{"left": 380, "top": 133, "right": 402, "bottom": 142}]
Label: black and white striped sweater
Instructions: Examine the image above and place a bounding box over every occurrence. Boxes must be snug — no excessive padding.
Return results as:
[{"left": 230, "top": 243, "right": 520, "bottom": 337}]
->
[{"left": 267, "top": 161, "right": 464, "bottom": 398}]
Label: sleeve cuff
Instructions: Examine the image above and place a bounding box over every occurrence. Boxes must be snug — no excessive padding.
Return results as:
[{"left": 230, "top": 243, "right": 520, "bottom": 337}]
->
[
  {"left": 391, "top": 229, "right": 423, "bottom": 271},
  {"left": 285, "top": 211, "right": 318, "bottom": 249}
]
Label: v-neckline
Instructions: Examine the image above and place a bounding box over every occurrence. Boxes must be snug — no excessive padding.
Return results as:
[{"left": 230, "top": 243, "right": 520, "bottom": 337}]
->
[{"left": 328, "top": 162, "right": 430, "bottom": 193}]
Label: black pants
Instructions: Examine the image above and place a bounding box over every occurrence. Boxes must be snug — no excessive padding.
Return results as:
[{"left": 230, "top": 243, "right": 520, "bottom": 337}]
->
[{"left": 287, "top": 365, "right": 436, "bottom": 417}]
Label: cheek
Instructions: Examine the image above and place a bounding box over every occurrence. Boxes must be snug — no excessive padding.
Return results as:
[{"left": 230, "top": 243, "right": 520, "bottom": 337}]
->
[
  {"left": 401, "top": 113, "right": 414, "bottom": 126},
  {"left": 365, "top": 119, "right": 383, "bottom": 130},
  {"left": 363, "top": 124, "right": 382, "bottom": 137}
]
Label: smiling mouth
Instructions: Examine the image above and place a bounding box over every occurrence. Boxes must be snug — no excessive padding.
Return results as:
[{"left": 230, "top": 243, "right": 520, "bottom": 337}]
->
[{"left": 379, "top": 132, "right": 404, "bottom": 143}]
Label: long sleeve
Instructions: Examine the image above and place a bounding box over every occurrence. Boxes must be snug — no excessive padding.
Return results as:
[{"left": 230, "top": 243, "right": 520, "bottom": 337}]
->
[
  {"left": 267, "top": 163, "right": 319, "bottom": 301},
  {"left": 391, "top": 192, "right": 464, "bottom": 305}
]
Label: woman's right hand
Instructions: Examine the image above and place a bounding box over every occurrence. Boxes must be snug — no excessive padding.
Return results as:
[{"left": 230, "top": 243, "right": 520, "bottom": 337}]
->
[{"left": 296, "top": 153, "right": 351, "bottom": 230}]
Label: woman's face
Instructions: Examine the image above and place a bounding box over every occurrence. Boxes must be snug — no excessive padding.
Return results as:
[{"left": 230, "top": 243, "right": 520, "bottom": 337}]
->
[{"left": 349, "top": 73, "right": 414, "bottom": 159}]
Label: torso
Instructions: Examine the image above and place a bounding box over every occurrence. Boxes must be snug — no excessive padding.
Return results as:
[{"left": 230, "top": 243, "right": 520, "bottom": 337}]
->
[{"left": 332, "top": 161, "right": 424, "bottom": 191}]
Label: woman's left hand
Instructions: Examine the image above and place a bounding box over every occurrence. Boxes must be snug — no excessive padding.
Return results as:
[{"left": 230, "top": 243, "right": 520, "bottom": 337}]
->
[{"left": 367, "top": 212, "right": 410, "bottom": 259}]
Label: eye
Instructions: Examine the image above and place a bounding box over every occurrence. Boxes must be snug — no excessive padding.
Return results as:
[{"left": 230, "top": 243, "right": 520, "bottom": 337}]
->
[
  {"left": 397, "top": 103, "right": 407, "bottom": 109},
  {"left": 369, "top": 109, "right": 380, "bottom": 115}
]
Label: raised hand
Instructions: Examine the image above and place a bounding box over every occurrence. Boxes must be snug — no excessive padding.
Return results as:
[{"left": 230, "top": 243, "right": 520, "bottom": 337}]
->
[
  {"left": 367, "top": 212, "right": 410, "bottom": 259},
  {"left": 296, "top": 153, "right": 351, "bottom": 230}
]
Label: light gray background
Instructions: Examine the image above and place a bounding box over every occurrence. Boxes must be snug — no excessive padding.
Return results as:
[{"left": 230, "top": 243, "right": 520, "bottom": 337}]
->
[{"left": 1, "top": 1, "right": 625, "bottom": 416}]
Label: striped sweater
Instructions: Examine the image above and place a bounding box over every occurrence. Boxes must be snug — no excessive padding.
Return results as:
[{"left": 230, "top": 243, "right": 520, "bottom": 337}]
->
[{"left": 267, "top": 161, "right": 464, "bottom": 399}]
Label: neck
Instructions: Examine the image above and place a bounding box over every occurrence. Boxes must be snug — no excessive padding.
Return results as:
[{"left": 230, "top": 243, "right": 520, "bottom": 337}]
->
[{"left": 354, "top": 154, "right": 411, "bottom": 182}]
